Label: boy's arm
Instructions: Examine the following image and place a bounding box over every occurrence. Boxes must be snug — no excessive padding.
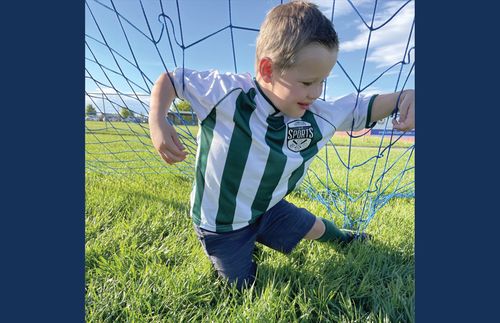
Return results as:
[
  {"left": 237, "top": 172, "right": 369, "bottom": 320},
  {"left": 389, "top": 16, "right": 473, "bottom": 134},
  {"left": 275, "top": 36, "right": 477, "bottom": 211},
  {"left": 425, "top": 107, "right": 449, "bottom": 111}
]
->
[
  {"left": 370, "top": 89, "right": 415, "bottom": 131},
  {"left": 149, "top": 72, "right": 187, "bottom": 165}
]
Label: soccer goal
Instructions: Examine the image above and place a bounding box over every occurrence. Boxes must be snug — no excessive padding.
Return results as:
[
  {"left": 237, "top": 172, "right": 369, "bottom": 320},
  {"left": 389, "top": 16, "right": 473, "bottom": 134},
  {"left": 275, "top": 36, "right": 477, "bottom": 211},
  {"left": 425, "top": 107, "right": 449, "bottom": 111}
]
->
[{"left": 85, "top": 0, "right": 415, "bottom": 232}]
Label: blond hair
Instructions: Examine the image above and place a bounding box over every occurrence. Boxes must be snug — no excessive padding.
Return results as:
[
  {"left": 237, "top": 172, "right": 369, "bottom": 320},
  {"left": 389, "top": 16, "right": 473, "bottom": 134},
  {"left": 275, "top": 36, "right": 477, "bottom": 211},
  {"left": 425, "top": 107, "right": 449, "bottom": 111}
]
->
[{"left": 255, "top": 1, "right": 339, "bottom": 74}]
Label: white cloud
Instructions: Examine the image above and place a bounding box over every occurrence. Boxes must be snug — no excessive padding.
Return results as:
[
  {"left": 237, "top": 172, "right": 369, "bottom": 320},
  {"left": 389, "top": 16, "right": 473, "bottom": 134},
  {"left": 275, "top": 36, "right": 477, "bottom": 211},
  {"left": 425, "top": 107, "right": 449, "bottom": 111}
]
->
[
  {"left": 340, "top": 1, "right": 414, "bottom": 68},
  {"left": 325, "top": 86, "right": 379, "bottom": 101},
  {"left": 95, "top": 86, "right": 118, "bottom": 95},
  {"left": 88, "top": 86, "right": 149, "bottom": 98},
  {"left": 360, "top": 86, "right": 382, "bottom": 96},
  {"left": 312, "top": 0, "right": 373, "bottom": 18}
]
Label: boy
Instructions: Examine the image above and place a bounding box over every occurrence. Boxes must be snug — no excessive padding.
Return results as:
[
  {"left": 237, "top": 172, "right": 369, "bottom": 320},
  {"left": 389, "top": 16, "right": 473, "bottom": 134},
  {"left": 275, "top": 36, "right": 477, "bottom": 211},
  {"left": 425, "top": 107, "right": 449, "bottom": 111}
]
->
[{"left": 149, "top": 1, "right": 414, "bottom": 290}]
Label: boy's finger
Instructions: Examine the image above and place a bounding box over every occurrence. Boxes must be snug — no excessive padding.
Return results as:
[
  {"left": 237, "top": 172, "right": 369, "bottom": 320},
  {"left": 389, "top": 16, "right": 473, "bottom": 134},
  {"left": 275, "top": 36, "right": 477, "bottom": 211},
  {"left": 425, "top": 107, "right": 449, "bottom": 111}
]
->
[
  {"left": 161, "top": 149, "right": 186, "bottom": 164},
  {"left": 397, "top": 97, "right": 410, "bottom": 121},
  {"left": 392, "top": 119, "right": 413, "bottom": 132},
  {"left": 159, "top": 151, "right": 174, "bottom": 164},
  {"left": 163, "top": 135, "right": 187, "bottom": 157},
  {"left": 167, "top": 146, "right": 187, "bottom": 160},
  {"left": 172, "top": 132, "right": 186, "bottom": 151},
  {"left": 400, "top": 92, "right": 415, "bottom": 122},
  {"left": 398, "top": 106, "right": 408, "bottom": 123},
  {"left": 156, "top": 139, "right": 187, "bottom": 163}
]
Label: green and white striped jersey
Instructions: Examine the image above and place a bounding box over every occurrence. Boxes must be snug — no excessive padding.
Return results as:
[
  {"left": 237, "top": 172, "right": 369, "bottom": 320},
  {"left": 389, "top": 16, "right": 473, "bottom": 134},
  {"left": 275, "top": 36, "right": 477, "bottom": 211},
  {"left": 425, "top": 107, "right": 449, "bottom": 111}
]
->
[{"left": 171, "top": 68, "right": 376, "bottom": 233}]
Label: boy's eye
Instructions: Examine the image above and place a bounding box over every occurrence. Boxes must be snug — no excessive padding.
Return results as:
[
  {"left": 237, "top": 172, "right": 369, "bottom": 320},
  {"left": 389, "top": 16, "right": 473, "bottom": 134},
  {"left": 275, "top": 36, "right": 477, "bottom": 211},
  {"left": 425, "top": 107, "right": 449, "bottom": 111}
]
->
[{"left": 302, "top": 80, "right": 326, "bottom": 86}]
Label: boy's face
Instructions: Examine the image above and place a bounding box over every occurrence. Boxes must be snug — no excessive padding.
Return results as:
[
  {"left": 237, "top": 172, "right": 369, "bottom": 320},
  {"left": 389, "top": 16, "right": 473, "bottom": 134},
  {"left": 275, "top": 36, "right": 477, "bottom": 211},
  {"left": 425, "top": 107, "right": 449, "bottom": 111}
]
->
[{"left": 269, "top": 44, "right": 337, "bottom": 118}]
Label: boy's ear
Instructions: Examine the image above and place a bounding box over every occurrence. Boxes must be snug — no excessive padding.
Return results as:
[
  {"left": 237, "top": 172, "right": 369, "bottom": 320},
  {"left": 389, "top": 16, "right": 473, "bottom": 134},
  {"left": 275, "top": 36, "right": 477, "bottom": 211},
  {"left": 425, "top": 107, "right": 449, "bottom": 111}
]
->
[{"left": 258, "top": 57, "right": 273, "bottom": 83}]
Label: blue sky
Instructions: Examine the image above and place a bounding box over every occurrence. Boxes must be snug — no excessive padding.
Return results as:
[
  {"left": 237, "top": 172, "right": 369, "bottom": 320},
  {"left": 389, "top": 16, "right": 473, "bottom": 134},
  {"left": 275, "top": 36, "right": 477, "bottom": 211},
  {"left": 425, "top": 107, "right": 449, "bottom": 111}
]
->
[{"left": 85, "top": 0, "right": 414, "bottom": 116}]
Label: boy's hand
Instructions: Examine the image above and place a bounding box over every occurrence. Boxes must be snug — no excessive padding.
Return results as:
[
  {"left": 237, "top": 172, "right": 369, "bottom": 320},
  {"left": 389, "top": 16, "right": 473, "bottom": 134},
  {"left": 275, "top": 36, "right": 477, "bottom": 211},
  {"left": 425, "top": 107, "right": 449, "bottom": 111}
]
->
[
  {"left": 149, "top": 115, "right": 187, "bottom": 165},
  {"left": 392, "top": 89, "right": 415, "bottom": 131},
  {"left": 148, "top": 72, "right": 187, "bottom": 165}
]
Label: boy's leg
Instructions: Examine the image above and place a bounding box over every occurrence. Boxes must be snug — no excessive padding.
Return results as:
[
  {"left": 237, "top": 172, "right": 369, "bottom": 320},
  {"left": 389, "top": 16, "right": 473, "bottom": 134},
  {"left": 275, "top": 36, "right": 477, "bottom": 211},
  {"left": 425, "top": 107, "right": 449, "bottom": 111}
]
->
[
  {"left": 304, "top": 217, "right": 371, "bottom": 243},
  {"left": 193, "top": 224, "right": 258, "bottom": 290},
  {"left": 255, "top": 200, "right": 369, "bottom": 254},
  {"left": 255, "top": 199, "right": 317, "bottom": 254}
]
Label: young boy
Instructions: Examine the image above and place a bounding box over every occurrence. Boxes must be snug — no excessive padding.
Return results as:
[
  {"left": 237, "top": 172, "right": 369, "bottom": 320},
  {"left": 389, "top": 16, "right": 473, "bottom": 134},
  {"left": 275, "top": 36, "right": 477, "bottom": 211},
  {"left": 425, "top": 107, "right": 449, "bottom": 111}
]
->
[{"left": 149, "top": 1, "right": 414, "bottom": 290}]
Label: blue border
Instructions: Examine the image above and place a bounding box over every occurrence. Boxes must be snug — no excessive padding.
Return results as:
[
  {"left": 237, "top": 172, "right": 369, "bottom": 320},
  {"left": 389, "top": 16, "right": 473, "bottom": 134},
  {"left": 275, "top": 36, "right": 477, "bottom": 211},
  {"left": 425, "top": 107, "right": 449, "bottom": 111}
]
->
[
  {"left": 2, "top": 0, "right": 496, "bottom": 321},
  {"left": 417, "top": 1, "right": 498, "bottom": 321},
  {"left": 2, "top": 1, "right": 84, "bottom": 321}
]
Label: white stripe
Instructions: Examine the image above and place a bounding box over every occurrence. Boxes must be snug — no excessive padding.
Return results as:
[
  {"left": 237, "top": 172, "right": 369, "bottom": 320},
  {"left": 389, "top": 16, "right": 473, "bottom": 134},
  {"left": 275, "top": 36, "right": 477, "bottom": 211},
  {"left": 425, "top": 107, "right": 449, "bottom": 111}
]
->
[
  {"left": 190, "top": 129, "right": 208, "bottom": 227},
  {"left": 199, "top": 91, "right": 239, "bottom": 231},
  {"left": 233, "top": 106, "right": 270, "bottom": 226},
  {"left": 294, "top": 157, "right": 316, "bottom": 192}
]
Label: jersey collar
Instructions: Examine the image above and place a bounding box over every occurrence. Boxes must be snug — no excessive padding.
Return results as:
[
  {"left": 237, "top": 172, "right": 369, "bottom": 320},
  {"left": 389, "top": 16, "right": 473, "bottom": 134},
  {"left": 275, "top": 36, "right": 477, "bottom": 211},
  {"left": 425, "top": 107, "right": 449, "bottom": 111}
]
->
[{"left": 253, "top": 78, "right": 282, "bottom": 117}]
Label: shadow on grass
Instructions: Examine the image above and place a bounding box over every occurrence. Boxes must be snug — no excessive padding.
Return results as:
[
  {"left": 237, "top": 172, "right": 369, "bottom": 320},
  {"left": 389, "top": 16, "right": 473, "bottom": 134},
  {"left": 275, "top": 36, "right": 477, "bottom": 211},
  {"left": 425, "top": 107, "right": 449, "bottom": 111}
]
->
[
  {"left": 191, "top": 238, "right": 413, "bottom": 321},
  {"left": 252, "top": 239, "right": 414, "bottom": 322}
]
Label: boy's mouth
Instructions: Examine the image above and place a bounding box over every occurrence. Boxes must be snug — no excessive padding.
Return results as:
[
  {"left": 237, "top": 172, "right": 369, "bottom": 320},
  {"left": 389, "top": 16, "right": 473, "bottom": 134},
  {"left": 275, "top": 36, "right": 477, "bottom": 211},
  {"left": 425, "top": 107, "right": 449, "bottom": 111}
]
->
[{"left": 298, "top": 102, "right": 311, "bottom": 110}]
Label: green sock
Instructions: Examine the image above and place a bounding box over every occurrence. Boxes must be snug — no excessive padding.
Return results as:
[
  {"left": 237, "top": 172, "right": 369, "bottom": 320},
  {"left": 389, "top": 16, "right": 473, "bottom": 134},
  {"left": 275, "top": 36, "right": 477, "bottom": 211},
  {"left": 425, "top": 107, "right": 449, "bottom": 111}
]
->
[{"left": 316, "top": 218, "right": 350, "bottom": 242}]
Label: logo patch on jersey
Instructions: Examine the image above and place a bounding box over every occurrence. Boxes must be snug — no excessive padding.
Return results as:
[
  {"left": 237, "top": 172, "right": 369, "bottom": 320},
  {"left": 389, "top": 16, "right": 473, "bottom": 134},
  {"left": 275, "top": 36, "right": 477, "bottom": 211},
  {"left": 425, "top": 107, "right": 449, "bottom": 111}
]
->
[{"left": 286, "top": 120, "right": 314, "bottom": 152}]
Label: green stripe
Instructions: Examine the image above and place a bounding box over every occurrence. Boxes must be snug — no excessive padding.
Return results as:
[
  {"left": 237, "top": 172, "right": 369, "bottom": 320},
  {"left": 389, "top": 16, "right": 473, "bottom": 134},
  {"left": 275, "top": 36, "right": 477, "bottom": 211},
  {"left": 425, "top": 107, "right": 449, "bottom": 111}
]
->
[
  {"left": 215, "top": 88, "right": 256, "bottom": 232},
  {"left": 365, "top": 94, "right": 378, "bottom": 128},
  {"left": 191, "top": 108, "right": 217, "bottom": 226},
  {"left": 251, "top": 115, "right": 287, "bottom": 220},
  {"left": 287, "top": 111, "right": 323, "bottom": 195}
]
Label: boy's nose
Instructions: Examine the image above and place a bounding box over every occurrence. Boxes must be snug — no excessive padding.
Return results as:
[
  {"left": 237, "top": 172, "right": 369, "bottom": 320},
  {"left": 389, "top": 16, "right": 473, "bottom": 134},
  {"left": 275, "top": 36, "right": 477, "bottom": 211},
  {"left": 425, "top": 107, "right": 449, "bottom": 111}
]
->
[{"left": 307, "top": 84, "right": 323, "bottom": 100}]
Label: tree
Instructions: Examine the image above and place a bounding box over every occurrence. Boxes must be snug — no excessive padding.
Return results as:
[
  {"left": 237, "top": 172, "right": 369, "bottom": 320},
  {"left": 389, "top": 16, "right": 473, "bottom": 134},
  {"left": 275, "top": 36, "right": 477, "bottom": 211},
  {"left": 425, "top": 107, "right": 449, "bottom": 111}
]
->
[
  {"left": 86, "top": 104, "right": 96, "bottom": 116},
  {"left": 174, "top": 99, "right": 191, "bottom": 112},
  {"left": 120, "top": 107, "right": 134, "bottom": 119}
]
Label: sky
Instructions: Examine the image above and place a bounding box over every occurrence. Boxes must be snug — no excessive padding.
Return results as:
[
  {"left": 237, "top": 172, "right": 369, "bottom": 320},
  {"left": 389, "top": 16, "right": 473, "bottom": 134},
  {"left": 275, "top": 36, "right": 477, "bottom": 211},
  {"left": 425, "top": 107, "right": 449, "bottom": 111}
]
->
[{"left": 85, "top": 0, "right": 414, "bottom": 116}]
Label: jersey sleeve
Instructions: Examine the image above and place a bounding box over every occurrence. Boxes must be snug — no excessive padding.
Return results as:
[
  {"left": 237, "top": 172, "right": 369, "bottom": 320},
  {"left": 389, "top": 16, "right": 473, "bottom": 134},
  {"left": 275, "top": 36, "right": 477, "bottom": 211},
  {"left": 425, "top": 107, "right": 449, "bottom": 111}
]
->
[
  {"left": 322, "top": 92, "right": 378, "bottom": 132},
  {"left": 170, "top": 68, "right": 247, "bottom": 122}
]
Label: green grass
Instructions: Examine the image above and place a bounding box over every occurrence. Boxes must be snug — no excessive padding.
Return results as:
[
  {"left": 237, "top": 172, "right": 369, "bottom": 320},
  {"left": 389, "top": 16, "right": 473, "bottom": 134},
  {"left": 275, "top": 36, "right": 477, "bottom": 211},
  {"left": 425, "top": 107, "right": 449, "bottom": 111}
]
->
[{"left": 85, "top": 120, "right": 414, "bottom": 322}]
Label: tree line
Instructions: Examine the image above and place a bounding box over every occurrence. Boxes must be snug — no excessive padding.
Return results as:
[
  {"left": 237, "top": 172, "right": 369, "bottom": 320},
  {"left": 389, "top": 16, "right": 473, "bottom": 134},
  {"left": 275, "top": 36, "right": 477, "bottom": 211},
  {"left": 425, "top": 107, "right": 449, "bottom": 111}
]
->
[{"left": 85, "top": 99, "right": 192, "bottom": 118}]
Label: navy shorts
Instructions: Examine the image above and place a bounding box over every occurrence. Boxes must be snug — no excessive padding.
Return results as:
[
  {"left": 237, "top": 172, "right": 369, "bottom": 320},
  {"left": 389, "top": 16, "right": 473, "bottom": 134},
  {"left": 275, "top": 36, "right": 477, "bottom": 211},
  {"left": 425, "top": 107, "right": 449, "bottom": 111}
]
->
[{"left": 193, "top": 199, "right": 317, "bottom": 289}]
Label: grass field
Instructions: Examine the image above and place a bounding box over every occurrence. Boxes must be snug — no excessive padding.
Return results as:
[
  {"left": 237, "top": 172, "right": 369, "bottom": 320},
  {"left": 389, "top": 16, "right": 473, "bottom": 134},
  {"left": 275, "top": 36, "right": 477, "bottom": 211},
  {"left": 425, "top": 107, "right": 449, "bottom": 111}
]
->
[{"left": 85, "top": 121, "right": 414, "bottom": 322}]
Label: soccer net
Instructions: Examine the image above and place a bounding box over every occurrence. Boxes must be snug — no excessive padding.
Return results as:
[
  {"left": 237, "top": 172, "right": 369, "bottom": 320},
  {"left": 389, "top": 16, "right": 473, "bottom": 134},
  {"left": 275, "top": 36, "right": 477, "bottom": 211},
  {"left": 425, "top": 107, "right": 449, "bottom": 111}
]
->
[{"left": 85, "top": 0, "right": 415, "bottom": 231}]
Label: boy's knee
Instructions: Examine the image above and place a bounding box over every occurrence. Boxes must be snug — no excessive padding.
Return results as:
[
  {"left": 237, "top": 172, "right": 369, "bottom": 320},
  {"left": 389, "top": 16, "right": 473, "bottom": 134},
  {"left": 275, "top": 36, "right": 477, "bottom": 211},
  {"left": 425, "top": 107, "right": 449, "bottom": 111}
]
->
[
  {"left": 219, "top": 261, "right": 257, "bottom": 290},
  {"left": 303, "top": 217, "right": 325, "bottom": 240}
]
